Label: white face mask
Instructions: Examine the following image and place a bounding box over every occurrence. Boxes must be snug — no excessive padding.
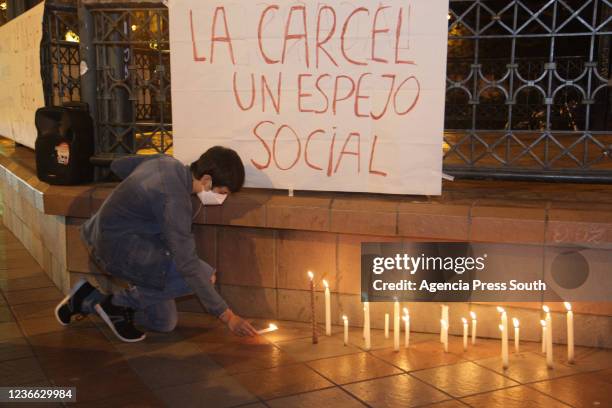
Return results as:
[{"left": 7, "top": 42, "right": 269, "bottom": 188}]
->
[{"left": 197, "top": 189, "right": 227, "bottom": 206}]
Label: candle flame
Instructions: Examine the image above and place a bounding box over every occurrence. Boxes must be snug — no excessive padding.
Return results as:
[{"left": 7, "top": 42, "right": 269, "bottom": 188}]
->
[
  {"left": 512, "top": 318, "right": 519, "bottom": 328},
  {"left": 542, "top": 305, "right": 550, "bottom": 313},
  {"left": 307, "top": 271, "right": 314, "bottom": 280},
  {"left": 403, "top": 307, "right": 409, "bottom": 315},
  {"left": 322, "top": 279, "right": 329, "bottom": 288},
  {"left": 470, "top": 311, "right": 476, "bottom": 320},
  {"left": 268, "top": 323, "right": 278, "bottom": 331},
  {"left": 462, "top": 317, "right": 467, "bottom": 324},
  {"left": 496, "top": 306, "right": 505, "bottom": 313},
  {"left": 342, "top": 315, "right": 347, "bottom": 321},
  {"left": 564, "top": 302, "right": 572, "bottom": 311},
  {"left": 540, "top": 319, "right": 547, "bottom": 327}
]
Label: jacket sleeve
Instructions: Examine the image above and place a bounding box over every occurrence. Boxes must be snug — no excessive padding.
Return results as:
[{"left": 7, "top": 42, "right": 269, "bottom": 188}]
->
[
  {"left": 157, "top": 168, "right": 229, "bottom": 317},
  {"left": 110, "top": 155, "right": 159, "bottom": 180}
]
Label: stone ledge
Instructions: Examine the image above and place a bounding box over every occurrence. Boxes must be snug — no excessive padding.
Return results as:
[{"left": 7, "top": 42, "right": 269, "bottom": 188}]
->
[{"left": 4, "top": 146, "right": 612, "bottom": 242}]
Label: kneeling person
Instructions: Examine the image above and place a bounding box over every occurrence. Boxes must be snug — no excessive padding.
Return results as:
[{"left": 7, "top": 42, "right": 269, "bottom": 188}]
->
[{"left": 55, "top": 146, "right": 257, "bottom": 341}]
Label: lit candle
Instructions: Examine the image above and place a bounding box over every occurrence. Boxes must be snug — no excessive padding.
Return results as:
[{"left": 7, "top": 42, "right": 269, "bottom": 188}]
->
[
  {"left": 440, "top": 319, "right": 448, "bottom": 352},
  {"left": 462, "top": 317, "right": 468, "bottom": 351},
  {"left": 543, "top": 305, "right": 553, "bottom": 368},
  {"left": 342, "top": 315, "right": 348, "bottom": 346},
  {"left": 257, "top": 323, "right": 278, "bottom": 335},
  {"left": 364, "top": 302, "right": 371, "bottom": 350},
  {"left": 384, "top": 313, "right": 389, "bottom": 339},
  {"left": 498, "top": 324, "right": 508, "bottom": 368},
  {"left": 440, "top": 305, "right": 449, "bottom": 343},
  {"left": 513, "top": 318, "right": 520, "bottom": 353},
  {"left": 565, "top": 302, "right": 574, "bottom": 363},
  {"left": 308, "top": 271, "right": 318, "bottom": 344},
  {"left": 497, "top": 307, "right": 508, "bottom": 369},
  {"left": 393, "top": 301, "right": 400, "bottom": 351},
  {"left": 470, "top": 311, "right": 477, "bottom": 345},
  {"left": 403, "top": 307, "right": 410, "bottom": 347},
  {"left": 540, "top": 319, "right": 547, "bottom": 353},
  {"left": 323, "top": 279, "right": 331, "bottom": 336}
]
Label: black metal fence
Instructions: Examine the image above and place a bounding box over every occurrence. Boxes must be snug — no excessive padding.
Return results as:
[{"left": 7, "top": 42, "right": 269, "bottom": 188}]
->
[
  {"left": 40, "top": 0, "right": 612, "bottom": 182},
  {"left": 91, "top": 7, "right": 172, "bottom": 156},
  {"left": 42, "top": 2, "right": 80, "bottom": 107},
  {"left": 444, "top": 0, "right": 612, "bottom": 181}
]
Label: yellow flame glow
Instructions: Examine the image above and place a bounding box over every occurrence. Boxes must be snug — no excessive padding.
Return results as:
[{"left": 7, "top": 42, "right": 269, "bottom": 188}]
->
[{"left": 64, "top": 30, "right": 80, "bottom": 43}]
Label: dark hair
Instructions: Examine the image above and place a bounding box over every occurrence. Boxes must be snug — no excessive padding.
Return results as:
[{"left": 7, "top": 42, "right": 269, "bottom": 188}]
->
[{"left": 190, "top": 146, "right": 245, "bottom": 192}]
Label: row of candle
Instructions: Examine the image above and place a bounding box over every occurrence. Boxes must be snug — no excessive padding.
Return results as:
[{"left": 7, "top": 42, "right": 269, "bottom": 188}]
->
[
  {"left": 496, "top": 303, "right": 575, "bottom": 368},
  {"left": 309, "top": 272, "right": 576, "bottom": 367}
]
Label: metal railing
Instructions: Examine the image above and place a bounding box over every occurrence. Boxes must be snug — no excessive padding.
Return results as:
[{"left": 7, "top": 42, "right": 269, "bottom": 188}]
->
[
  {"left": 444, "top": 0, "right": 612, "bottom": 181},
  {"left": 41, "top": 2, "right": 80, "bottom": 106},
  {"left": 91, "top": 6, "right": 172, "bottom": 156},
  {"left": 40, "top": 0, "right": 612, "bottom": 182}
]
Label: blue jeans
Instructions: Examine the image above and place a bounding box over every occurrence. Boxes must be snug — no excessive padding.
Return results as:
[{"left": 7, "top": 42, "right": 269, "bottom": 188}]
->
[{"left": 81, "top": 262, "right": 193, "bottom": 332}]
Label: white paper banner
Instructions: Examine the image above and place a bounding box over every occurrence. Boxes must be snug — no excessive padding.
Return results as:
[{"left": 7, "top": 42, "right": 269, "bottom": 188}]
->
[
  {"left": 0, "top": 3, "right": 46, "bottom": 149},
  {"left": 170, "top": 1, "right": 448, "bottom": 195}
]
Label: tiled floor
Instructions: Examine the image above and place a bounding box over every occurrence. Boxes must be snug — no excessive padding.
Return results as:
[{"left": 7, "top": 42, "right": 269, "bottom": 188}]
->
[{"left": 0, "top": 226, "right": 611, "bottom": 407}]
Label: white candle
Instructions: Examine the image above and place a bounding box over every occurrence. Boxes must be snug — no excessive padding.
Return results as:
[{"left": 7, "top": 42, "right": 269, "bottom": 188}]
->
[
  {"left": 403, "top": 307, "right": 410, "bottom": 348},
  {"left": 497, "top": 307, "right": 508, "bottom": 369},
  {"left": 342, "top": 315, "right": 348, "bottom": 346},
  {"left": 470, "top": 311, "right": 477, "bottom": 345},
  {"left": 393, "top": 301, "right": 400, "bottom": 351},
  {"left": 440, "top": 305, "right": 449, "bottom": 343},
  {"left": 565, "top": 302, "right": 574, "bottom": 363},
  {"left": 308, "top": 271, "right": 317, "bottom": 344},
  {"left": 364, "top": 302, "right": 371, "bottom": 350},
  {"left": 323, "top": 280, "right": 331, "bottom": 336},
  {"left": 256, "top": 323, "right": 278, "bottom": 335},
  {"left": 362, "top": 303, "right": 366, "bottom": 339},
  {"left": 498, "top": 324, "right": 508, "bottom": 368},
  {"left": 384, "top": 313, "right": 389, "bottom": 339},
  {"left": 440, "top": 319, "right": 448, "bottom": 352},
  {"left": 462, "top": 317, "right": 468, "bottom": 351},
  {"left": 543, "top": 305, "right": 553, "bottom": 368},
  {"left": 540, "top": 319, "right": 547, "bottom": 353},
  {"left": 513, "top": 318, "right": 520, "bottom": 353}
]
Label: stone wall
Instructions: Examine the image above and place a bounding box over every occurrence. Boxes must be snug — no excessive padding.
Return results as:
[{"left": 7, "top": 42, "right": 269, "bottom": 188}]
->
[
  {"left": 1, "top": 154, "right": 611, "bottom": 348},
  {"left": 0, "top": 165, "right": 69, "bottom": 292}
]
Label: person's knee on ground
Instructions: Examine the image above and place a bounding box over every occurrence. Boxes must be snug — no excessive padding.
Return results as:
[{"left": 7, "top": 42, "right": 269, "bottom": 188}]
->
[
  {"left": 148, "top": 313, "right": 178, "bottom": 333},
  {"left": 135, "top": 299, "right": 178, "bottom": 333}
]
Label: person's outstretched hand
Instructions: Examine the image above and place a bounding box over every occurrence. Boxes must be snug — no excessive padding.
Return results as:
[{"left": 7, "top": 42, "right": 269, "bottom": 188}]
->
[{"left": 220, "top": 309, "right": 258, "bottom": 337}]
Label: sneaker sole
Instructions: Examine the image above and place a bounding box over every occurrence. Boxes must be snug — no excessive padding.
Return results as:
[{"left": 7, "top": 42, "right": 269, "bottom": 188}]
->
[
  {"left": 94, "top": 303, "right": 146, "bottom": 343},
  {"left": 54, "top": 278, "right": 88, "bottom": 326}
]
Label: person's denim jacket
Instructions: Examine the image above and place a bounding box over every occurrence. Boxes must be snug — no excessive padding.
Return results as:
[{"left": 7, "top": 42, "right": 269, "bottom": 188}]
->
[{"left": 80, "top": 155, "right": 229, "bottom": 316}]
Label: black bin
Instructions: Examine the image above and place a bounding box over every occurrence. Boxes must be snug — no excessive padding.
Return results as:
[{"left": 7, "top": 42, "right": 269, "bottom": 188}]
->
[{"left": 35, "top": 103, "right": 94, "bottom": 185}]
